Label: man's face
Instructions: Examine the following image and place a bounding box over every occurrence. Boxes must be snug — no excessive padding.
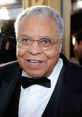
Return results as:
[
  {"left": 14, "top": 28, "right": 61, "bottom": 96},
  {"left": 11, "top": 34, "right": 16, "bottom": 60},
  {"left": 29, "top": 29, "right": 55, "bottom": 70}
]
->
[
  {"left": 16, "top": 15, "right": 62, "bottom": 77},
  {"left": 74, "top": 40, "right": 82, "bottom": 60}
]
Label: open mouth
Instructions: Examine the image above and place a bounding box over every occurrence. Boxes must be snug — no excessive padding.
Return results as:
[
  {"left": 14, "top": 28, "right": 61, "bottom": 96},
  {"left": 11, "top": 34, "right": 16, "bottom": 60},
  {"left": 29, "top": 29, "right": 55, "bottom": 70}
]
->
[
  {"left": 28, "top": 59, "right": 43, "bottom": 63},
  {"left": 26, "top": 59, "right": 44, "bottom": 68}
]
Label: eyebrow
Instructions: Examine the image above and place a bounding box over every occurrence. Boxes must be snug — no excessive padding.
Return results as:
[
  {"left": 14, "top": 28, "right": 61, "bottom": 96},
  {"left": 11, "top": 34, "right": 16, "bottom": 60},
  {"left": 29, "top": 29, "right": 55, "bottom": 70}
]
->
[
  {"left": 18, "top": 34, "right": 59, "bottom": 41},
  {"left": 18, "top": 35, "right": 32, "bottom": 39}
]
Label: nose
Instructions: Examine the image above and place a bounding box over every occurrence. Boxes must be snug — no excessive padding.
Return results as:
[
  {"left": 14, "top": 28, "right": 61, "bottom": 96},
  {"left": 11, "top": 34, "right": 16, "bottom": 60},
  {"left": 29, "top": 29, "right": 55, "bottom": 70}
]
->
[{"left": 28, "top": 40, "right": 42, "bottom": 55}]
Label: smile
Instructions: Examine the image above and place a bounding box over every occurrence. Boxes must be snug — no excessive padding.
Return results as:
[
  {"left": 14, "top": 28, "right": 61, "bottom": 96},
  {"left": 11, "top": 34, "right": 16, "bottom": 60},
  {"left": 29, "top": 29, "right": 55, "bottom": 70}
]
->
[
  {"left": 26, "top": 59, "right": 44, "bottom": 69},
  {"left": 28, "top": 59, "right": 43, "bottom": 63}
]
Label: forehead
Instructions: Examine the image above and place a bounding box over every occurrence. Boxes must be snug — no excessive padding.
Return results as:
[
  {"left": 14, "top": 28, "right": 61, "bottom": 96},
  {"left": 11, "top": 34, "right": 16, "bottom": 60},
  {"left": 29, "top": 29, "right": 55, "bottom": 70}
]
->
[
  {"left": 18, "top": 15, "right": 60, "bottom": 38},
  {"left": 20, "top": 15, "right": 57, "bottom": 27}
]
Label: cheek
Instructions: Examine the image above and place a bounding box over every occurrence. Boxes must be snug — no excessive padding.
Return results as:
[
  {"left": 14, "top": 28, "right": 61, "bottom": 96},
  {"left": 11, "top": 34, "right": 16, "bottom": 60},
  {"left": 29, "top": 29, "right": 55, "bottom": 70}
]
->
[
  {"left": 16, "top": 46, "right": 26, "bottom": 58},
  {"left": 16, "top": 46, "right": 28, "bottom": 67},
  {"left": 16, "top": 47, "right": 28, "bottom": 69},
  {"left": 46, "top": 46, "right": 61, "bottom": 66},
  {"left": 50, "top": 45, "right": 61, "bottom": 57}
]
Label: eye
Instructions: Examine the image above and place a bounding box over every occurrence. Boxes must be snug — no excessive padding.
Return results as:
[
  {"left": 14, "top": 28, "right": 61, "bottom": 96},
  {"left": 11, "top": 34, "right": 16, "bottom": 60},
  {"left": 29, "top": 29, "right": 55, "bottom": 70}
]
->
[
  {"left": 21, "top": 37, "right": 32, "bottom": 45},
  {"left": 40, "top": 38, "right": 52, "bottom": 45}
]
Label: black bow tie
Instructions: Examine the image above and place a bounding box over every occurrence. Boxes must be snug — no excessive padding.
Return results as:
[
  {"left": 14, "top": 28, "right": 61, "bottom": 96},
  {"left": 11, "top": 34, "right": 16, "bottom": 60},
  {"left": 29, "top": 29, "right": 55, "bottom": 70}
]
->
[{"left": 20, "top": 76, "right": 51, "bottom": 88}]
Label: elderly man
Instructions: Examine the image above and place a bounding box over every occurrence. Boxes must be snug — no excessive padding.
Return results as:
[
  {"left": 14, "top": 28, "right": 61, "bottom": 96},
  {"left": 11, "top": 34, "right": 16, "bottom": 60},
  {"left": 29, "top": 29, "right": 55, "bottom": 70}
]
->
[{"left": 0, "top": 5, "right": 82, "bottom": 117}]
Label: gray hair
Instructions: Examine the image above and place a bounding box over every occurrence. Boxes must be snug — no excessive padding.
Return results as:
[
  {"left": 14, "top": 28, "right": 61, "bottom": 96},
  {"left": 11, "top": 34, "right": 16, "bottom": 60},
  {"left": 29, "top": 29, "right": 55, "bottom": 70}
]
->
[{"left": 14, "top": 5, "right": 64, "bottom": 39}]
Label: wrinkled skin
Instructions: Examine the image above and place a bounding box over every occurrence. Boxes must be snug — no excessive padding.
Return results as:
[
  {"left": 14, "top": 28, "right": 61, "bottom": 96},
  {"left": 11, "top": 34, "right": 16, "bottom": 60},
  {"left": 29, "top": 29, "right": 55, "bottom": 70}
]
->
[{"left": 16, "top": 15, "right": 62, "bottom": 78}]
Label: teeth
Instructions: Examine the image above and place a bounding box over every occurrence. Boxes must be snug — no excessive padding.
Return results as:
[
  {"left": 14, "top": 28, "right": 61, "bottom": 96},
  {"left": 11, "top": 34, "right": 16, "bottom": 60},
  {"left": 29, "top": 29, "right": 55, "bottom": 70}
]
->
[{"left": 29, "top": 60, "right": 40, "bottom": 63}]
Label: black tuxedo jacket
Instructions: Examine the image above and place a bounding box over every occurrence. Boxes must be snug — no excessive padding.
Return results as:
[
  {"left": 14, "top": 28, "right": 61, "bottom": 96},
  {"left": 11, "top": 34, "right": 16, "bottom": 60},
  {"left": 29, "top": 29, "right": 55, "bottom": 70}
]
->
[{"left": 0, "top": 55, "right": 82, "bottom": 117}]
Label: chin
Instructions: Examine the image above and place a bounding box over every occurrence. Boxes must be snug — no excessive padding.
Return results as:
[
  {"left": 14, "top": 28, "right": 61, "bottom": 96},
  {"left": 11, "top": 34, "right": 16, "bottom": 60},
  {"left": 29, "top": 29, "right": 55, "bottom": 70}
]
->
[{"left": 27, "top": 71, "right": 46, "bottom": 78}]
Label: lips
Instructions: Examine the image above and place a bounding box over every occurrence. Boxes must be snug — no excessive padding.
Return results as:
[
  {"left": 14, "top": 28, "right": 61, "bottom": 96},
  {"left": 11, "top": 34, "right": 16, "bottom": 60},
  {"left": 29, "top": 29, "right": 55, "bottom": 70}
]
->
[
  {"left": 26, "top": 59, "right": 43, "bottom": 69},
  {"left": 27, "top": 59, "right": 43, "bottom": 63}
]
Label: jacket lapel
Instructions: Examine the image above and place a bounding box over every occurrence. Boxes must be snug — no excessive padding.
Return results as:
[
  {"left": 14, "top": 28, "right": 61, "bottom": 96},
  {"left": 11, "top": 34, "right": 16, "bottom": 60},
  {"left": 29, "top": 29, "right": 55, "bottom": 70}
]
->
[{"left": 42, "top": 63, "right": 66, "bottom": 117}]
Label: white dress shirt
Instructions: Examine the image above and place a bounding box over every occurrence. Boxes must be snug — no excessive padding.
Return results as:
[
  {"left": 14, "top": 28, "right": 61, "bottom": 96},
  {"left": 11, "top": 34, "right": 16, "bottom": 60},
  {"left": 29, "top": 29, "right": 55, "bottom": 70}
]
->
[{"left": 18, "top": 58, "right": 63, "bottom": 117}]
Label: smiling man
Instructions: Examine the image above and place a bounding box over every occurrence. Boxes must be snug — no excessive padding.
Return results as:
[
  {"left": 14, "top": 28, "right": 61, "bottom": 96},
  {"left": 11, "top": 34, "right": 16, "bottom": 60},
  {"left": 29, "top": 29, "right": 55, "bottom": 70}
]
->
[
  {"left": 0, "top": 5, "right": 82, "bottom": 117},
  {"left": 16, "top": 12, "right": 62, "bottom": 78}
]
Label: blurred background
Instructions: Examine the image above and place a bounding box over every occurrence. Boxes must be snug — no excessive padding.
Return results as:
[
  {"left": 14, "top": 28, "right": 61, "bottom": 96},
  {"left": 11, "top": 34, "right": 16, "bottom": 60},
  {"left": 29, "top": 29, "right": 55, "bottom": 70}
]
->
[{"left": 0, "top": 0, "right": 82, "bottom": 64}]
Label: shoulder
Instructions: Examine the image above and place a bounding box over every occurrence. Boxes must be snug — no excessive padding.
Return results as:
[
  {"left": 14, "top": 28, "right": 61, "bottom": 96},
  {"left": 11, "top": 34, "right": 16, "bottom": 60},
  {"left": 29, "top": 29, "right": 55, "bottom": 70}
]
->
[
  {"left": 60, "top": 53, "right": 82, "bottom": 75},
  {"left": 65, "top": 62, "right": 82, "bottom": 92},
  {"left": 0, "top": 60, "right": 19, "bottom": 69},
  {"left": 60, "top": 53, "right": 82, "bottom": 92},
  {"left": 68, "top": 61, "right": 82, "bottom": 73},
  {"left": 0, "top": 60, "right": 18, "bottom": 68},
  {"left": 0, "top": 60, "right": 21, "bottom": 85},
  {"left": 0, "top": 60, "right": 20, "bottom": 76}
]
